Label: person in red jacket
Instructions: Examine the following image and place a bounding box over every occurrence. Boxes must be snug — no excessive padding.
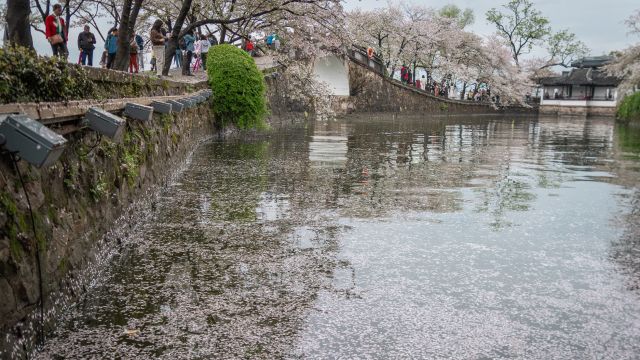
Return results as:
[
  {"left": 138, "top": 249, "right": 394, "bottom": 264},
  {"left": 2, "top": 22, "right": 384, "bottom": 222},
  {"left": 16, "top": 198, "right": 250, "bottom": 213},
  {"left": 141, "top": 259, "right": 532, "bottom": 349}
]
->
[
  {"left": 245, "top": 39, "right": 254, "bottom": 56},
  {"left": 45, "top": 4, "right": 68, "bottom": 58}
]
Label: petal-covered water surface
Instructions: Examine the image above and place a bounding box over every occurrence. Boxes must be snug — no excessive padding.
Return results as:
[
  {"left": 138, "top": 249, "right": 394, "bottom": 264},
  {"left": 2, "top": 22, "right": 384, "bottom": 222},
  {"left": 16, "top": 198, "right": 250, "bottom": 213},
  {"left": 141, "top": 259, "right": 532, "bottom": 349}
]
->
[{"left": 38, "top": 115, "right": 640, "bottom": 359}]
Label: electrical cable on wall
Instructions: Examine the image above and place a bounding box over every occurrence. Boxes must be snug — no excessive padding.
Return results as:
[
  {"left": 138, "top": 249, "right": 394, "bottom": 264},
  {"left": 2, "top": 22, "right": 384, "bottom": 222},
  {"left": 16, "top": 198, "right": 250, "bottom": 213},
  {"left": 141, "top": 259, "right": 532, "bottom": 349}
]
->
[{"left": 10, "top": 153, "right": 45, "bottom": 348}]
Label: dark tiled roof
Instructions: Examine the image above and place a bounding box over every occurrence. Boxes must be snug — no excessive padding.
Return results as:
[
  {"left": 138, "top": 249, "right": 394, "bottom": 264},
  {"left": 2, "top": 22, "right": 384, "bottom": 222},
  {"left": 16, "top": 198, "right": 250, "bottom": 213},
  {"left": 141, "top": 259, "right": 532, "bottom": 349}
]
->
[
  {"left": 539, "top": 68, "right": 621, "bottom": 86},
  {"left": 570, "top": 56, "right": 613, "bottom": 68}
]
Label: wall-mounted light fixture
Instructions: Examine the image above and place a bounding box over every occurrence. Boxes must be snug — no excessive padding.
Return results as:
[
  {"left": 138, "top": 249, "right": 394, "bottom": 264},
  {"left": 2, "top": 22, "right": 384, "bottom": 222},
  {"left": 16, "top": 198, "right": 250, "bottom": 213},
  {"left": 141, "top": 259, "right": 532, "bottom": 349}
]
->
[
  {"left": 124, "top": 103, "right": 154, "bottom": 122},
  {"left": 167, "top": 100, "right": 184, "bottom": 113},
  {"left": 0, "top": 114, "right": 67, "bottom": 168},
  {"left": 150, "top": 101, "right": 172, "bottom": 114},
  {"left": 85, "top": 107, "right": 126, "bottom": 141},
  {"left": 177, "top": 98, "right": 194, "bottom": 108}
]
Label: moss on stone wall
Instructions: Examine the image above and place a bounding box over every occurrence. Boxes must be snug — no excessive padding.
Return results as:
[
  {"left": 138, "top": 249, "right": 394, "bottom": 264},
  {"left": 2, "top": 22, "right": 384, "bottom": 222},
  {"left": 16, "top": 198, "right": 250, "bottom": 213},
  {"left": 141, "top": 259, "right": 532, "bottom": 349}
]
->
[{"left": 0, "top": 103, "right": 215, "bottom": 350}]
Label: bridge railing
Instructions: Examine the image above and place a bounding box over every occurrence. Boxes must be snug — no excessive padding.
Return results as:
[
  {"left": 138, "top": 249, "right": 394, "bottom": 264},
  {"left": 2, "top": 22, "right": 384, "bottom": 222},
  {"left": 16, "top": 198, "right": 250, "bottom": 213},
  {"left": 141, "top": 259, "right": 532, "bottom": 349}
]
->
[{"left": 348, "top": 46, "right": 386, "bottom": 76}]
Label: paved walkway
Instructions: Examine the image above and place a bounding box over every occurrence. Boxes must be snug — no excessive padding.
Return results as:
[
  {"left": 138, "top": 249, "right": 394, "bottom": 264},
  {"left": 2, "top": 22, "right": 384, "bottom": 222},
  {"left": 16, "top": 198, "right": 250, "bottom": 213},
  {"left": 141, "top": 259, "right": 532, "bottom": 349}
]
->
[
  {"left": 134, "top": 54, "right": 275, "bottom": 84},
  {"left": 254, "top": 55, "right": 277, "bottom": 70}
]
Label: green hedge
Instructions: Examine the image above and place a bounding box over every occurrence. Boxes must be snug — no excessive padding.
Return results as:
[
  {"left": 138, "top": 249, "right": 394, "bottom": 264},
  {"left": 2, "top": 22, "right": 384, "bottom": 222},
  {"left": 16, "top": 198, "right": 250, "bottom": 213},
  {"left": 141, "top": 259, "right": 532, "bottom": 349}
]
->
[
  {"left": 617, "top": 92, "right": 640, "bottom": 122},
  {"left": 206, "top": 44, "right": 268, "bottom": 130},
  {"left": 0, "top": 46, "right": 96, "bottom": 104}
]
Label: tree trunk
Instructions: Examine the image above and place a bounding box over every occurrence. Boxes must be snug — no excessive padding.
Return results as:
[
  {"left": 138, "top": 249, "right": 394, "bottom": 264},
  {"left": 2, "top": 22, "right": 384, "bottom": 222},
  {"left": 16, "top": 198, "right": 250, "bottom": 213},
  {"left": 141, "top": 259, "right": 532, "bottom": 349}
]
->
[
  {"left": 64, "top": 0, "right": 71, "bottom": 35},
  {"left": 162, "top": 0, "right": 192, "bottom": 76},
  {"left": 412, "top": 62, "right": 417, "bottom": 83},
  {"left": 219, "top": 27, "right": 227, "bottom": 44},
  {"left": 113, "top": 0, "right": 142, "bottom": 71},
  {"left": 6, "top": 0, "right": 34, "bottom": 49},
  {"left": 112, "top": 0, "right": 133, "bottom": 71}
]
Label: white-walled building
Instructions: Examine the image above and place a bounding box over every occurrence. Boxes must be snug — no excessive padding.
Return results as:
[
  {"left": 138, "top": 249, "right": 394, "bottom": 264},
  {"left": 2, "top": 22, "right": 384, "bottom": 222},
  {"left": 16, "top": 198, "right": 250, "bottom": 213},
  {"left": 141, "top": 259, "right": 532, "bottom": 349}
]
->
[{"left": 539, "top": 56, "right": 622, "bottom": 116}]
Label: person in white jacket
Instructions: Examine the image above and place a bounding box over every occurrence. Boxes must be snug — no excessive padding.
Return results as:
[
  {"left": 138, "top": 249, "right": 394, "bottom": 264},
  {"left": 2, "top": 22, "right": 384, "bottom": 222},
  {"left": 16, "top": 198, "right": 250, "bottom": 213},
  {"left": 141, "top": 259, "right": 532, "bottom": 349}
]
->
[{"left": 196, "top": 35, "right": 211, "bottom": 70}]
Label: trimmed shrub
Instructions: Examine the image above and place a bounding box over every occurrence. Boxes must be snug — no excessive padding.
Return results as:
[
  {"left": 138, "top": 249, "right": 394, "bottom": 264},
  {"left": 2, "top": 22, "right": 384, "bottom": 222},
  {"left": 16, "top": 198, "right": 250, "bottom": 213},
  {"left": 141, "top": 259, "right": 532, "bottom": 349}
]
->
[
  {"left": 206, "top": 44, "right": 268, "bottom": 130},
  {"left": 617, "top": 92, "right": 640, "bottom": 122},
  {"left": 0, "top": 46, "right": 96, "bottom": 104}
]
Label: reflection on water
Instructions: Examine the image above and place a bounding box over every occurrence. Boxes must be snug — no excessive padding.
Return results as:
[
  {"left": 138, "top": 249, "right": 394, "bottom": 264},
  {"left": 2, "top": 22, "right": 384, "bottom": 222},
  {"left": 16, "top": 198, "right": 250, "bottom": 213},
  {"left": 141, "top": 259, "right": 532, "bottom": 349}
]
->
[{"left": 38, "top": 115, "right": 640, "bottom": 359}]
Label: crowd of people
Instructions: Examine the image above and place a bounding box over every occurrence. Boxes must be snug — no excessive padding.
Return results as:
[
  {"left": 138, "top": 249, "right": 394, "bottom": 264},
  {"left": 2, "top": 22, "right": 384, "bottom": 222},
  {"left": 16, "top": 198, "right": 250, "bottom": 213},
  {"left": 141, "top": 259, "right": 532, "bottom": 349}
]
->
[
  {"left": 399, "top": 65, "right": 453, "bottom": 98},
  {"left": 44, "top": 8, "right": 216, "bottom": 77},
  {"left": 43, "top": 4, "right": 281, "bottom": 77},
  {"left": 240, "top": 32, "right": 280, "bottom": 57},
  {"left": 397, "top": 63, "right": 504, "bottom": 103}
]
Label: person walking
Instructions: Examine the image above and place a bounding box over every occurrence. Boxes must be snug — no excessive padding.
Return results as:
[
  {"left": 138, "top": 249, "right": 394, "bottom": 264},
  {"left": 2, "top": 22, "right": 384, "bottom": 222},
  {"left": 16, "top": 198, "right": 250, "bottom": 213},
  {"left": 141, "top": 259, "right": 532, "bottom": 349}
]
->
[
  {"left": 198, "top": 34, "right": 210, "bottom": 70},
  {"left": 400, "top": 65, "right": 408, "bottom": 84},
  {"left": 77, "top": 25, "right": 96, "bottom": 66},
  {"left": 150, "top": 20, "right": 167, "bottom": 76},
  {"left": 174, "top": 48, "right": 182, "bottom": 69},
  {"left": 245, "top": 38, "right": 255, "bottom": 56},
  {"left": 208, "top": 34, "right": 218, "bottom": 47},
  {"left": 128, "top": 34, "right": 139, "bottom": 73},
  {"left": 45, "top": 4, "right": 68, "bottom": 59},
  {"left": 135, "top": 33, "right": 144, "bottom": 71},
  {"left": 105, "top": 27, "right": 118, "bottom": 69},
  {"left": 181, "top": 30, "right": 196, "bottom": 76}
]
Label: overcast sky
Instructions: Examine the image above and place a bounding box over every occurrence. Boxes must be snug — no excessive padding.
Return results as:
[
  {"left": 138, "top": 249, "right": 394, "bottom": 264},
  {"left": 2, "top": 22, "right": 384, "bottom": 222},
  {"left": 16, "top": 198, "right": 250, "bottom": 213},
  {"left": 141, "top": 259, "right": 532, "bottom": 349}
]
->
[{"left": 344, "top": 0, "right": 639, "bottom": 58}]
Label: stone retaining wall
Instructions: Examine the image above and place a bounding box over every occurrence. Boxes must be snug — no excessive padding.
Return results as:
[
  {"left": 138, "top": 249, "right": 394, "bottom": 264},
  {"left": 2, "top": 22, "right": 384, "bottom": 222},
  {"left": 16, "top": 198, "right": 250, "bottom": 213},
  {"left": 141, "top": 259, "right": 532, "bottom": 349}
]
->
[
  {"left": 0, "top": 100, "right": 215, "bottom": 357},
  {"left": 264, "top": 59, "right": 537, "bottom": 117},
  {"left": 539, "top": 105, "right": 616, "bottom": 117},
  {"left": 346, "top": 60, "right": 536, "bottom": 115},
  {"left": 82, "top": 66, "right": 208, "bottom": 99}
]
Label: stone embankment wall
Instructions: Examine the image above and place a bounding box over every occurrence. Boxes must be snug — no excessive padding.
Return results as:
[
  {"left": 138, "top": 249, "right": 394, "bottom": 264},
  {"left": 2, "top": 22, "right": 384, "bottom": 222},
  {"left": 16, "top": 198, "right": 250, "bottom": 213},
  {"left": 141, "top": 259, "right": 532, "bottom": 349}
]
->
[
  {"left": 84, "top": 66, "right": 207, "bottom": 99},
  {"left": 0, "top": 98, "right": 214, "bottom": 355},
  {"left": 539, "top": 105, "right": 616, "bottom": 117},
  {"left": 345, "top": 61, "right": 536, "bottom": 115}
]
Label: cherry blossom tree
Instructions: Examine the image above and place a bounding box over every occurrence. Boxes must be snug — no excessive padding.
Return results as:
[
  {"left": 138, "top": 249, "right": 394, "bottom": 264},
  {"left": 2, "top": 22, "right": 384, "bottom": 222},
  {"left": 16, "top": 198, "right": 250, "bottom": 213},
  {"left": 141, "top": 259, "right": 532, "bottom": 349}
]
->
[
  {"left": 347, "top": 1, "right": 532, "bottom": 105},
  {"left": 143, "top": 0, "right": 345, "bottom": 75},
  {"left": 606, "top": 9, "right": 640, "bottom": 94}
]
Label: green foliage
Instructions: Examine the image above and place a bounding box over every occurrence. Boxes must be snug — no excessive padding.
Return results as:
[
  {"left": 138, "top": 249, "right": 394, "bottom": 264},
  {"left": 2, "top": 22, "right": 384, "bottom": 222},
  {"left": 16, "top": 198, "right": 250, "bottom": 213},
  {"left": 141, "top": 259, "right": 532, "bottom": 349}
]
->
[
  {"left": 1, "top": 192, "right": 24, "bottom": 260},
  {"left": 122, "top": 151, "right": 139, "bottom": 187},
  {"left": 617, "top": 92, "right": 640, "bottom": 122},
  {"left": 206, "top": 44, "right": 269, "bottom": 130},
  {"left": 63, "top": 163, "right": 79, "bottom": 191},
  {"left": 439, "top": 103, "right": 449, "bottom": 111},
  {"left": 439, "top": 4, "right": 475, "bottom": 28},
  {"left": 544, "top": 29, "right": 589, "bottom": 67},
  {"left": 119, "top": 127, "right": 149, "bottom": 187},
  {"left": 9, "top": 236, "right": 22, "bottom": 261},
  {"left": 0, "top": 46, "right": 96, "bottom": 103},
  {"left": 160, "top": 113, "right": 174, "bottom": 133},
  {"left": 0, "top": 192, "right": 17, "bottom": 217},
  {"left": 486, "top": 0, "right": 550, "bottom": 64},
  {"left": 89, "top": 175, "right": 109, "bottom": 202}
]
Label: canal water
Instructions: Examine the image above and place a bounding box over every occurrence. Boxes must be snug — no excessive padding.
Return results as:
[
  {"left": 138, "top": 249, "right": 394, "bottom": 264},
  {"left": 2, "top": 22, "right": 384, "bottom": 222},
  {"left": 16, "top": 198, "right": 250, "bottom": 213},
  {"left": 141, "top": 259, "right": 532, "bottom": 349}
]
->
[{"left": 38, "top": 115, "right": 640, "bottom": 359}]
